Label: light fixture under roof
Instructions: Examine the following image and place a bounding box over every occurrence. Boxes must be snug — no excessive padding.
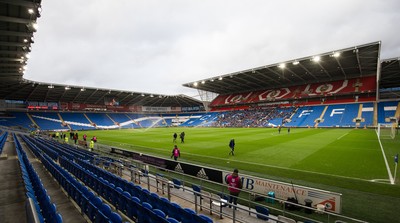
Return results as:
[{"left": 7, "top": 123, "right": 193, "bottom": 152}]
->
[
  {"left": 292, "top": 61, "right": 299, "bottom": 65},
  {"left": 312, "top": 56, "right": 320, "bottom": 62},
  {"left": 48, "top": 85, "right": 54, "bottom": 89},
  {"left": 28, "top": 8, "right": 34, "bottom": 14},
  {"left": 218, "top": 76, "right": 223, "bottom": 80},
  {"left": 332, "top": 52, "right": 340, "bottom": 57},
  {"left": 80, "top": 88, "right": 85, "bottom": 91},
  {"left": 193, "top": 82, "right": 198, "bottom": 87},
  {"left": 65, "top": 86, "right": 71, "bottom": 90},
  {"left": 278, "top": 63, "right": 286, "bottom": 69},
  {"left": 141, "top": 93, "right": 145, "bottom": 96},
  {"left": 201, "top": 80, "right": 205, "bottom": 84}
]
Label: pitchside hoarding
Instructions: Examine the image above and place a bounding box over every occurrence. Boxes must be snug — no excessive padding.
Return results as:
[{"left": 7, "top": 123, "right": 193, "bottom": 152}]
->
[
  {"left": 222, "top": 170, "right": 342, "bottom": 213},
  {"left": 109, "top": 146, "right": 342, "bottom": 213}
]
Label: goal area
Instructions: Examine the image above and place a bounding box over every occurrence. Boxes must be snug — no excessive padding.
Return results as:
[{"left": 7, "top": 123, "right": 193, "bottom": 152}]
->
[{"left": 377, "top": 123, "right": 397, "bottom": 139}]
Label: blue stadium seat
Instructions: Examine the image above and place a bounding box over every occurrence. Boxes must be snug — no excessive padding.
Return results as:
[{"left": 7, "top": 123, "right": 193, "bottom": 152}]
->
[
  {"left": 109, "top": 212, "right": 123, "bottom": 223},
  {"left": 198, "top": 214, "right": 213, "bottom": 223},
  {"left": 181, "top": 208, "right": 196, "bottom": 223},
  {"left": 167, "top": 202, "right": 183, "bottom": 222},
  {"left": 159, "top": 197, "right": 170, "bottom": 216},
  {"left": 167, "top": 217, "right": 180, "bottom": 223},
  {"left": 255, "top": 205, "right": 269, "bottom": 220}
]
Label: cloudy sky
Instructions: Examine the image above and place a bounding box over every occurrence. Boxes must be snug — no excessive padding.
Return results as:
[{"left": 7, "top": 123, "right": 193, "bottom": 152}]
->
[{"left": 25, "top": 0, "right": 400, "bottom": 98}]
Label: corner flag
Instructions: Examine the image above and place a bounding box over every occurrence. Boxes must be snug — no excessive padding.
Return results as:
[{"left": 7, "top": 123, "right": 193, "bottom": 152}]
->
[{"left": 395, "top": 154, "right": 398, "bottom": 164}]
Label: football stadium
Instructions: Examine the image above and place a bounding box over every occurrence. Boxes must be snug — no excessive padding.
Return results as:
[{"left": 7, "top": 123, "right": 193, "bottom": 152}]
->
[{"left": 1, "top": 1, "right": 400, "bottom": 223}]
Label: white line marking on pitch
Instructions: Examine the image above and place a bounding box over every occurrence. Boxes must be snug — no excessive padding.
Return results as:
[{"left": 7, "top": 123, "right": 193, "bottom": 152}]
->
[
  {"left": 337, "top": 133, "right": 348, "bottom": 140},
  {"left": 100, "top": 140, "right": 388, "bottom": 184},
  {"left": 375, "top": 130, "right": 394, "bottom": 184}
]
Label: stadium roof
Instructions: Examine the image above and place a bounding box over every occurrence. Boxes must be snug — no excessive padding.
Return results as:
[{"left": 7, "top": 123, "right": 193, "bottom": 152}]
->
[
  {"left": 183, "top": 42, "right": 383, "bottom": 95},
  {"left": 0, "top": 0, "right": 203, "bottom": 108},
  {"left": 1, "top": 2, "right": 399, "bottom": 106},
  {"left": 379, "top": 57, "right": 400, "bottom": 99}
]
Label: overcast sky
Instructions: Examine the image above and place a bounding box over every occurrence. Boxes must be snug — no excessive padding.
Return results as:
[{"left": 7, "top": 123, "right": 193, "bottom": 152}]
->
[{"left": 25, "top": 0, "right": 400, "bottom": 98}]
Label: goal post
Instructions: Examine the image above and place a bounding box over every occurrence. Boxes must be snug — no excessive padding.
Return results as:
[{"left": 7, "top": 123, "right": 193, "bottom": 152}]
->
[{"left": 377, "top": 123, "right": 397, "bottom": 140}]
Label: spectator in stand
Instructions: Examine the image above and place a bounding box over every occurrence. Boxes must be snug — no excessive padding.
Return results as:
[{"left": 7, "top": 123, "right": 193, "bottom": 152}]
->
[
  {"left": 226, "top": 169, "right": 242, "bottom": 208},
  {"left": 171, "top": 145, "right": 180, "bottom": 161}
]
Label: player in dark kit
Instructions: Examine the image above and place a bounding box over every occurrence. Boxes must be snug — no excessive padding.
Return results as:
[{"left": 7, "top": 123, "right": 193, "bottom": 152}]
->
[
  {"left": 229, "top": 139, "right": 235, "bottom": 156},
  {"left": 173, "top": 133, "right": 177, "bottom": 143},
  {"left": 180, "top": 132, "right": 185, "bottom": 143}
]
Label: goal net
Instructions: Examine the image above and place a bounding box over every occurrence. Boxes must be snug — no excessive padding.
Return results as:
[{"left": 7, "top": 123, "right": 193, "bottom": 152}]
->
[{"left": 377, "top": 123, "right": 397, "bottom": 140}]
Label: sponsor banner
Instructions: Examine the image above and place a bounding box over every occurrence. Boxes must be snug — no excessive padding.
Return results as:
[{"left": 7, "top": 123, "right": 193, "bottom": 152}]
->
[
  {"left": 142, "top": 106, "right": 171, "bottom": 112},
  {"left": 165, "top": 161, "right": 223, "bottom": 183},
  {"left": 109, "top": 146, "right": 222, "bottom": 181},
  {"left": 108, "top": 146, "right": 340, "bottom": 213},
  {"left": 222, "top": 171, "right": 342, "bottom": 213},
  {"left": 110, "top": 147, "right": 167, "bottom": 168}
]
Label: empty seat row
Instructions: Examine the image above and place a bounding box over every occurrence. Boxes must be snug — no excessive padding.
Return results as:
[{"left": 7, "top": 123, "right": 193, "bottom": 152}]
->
[
  {"left": 21, "top": 135, "right": 123, "bottom": 223},
  {"left": 14, "top": 134, "right": 62, "bottom": 223},
  {"left": 62, "top": 155, "right": 213, "bottom": 223},
  {"left": 23, "top": 135, "right": 214, "bottom": 223},
  {"left": 0, "top": 131, "right": 8, "bottom": 154}
]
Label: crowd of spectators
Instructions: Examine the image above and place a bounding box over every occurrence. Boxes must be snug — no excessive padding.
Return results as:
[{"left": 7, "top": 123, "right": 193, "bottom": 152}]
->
[{"left": 212, "top": 106, "right": 296, "bottom": 127}]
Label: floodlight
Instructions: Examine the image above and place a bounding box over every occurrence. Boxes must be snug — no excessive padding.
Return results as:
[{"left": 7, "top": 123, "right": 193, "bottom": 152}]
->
[
  {"left": 201, "top": 80, "right": 205, "bottom": 84},
  {"left": 48, "top": 85, "right": 54, "bottom": 89},
  {"left": 81, "top": 88, "right": 85, "bottom": 91},
  {"left": 141, "top": 93, "right": 145, "bottom": 96},
  {"left": 25, "top": 54, "right": 30, "bottom": 59},
  {"left": 210, "top": 79, "right": 214, "bottom": 82},
  {"left": 23, "top": 65, "right": 28, "bottom": 70},
  {"left": 150, "top": 94, "right": 154, "bottom": 97},
  {"left": 313, "top": 56, "right": 320, "bottom": 62},
  {"left": 65, "top": 86, "right": 71, "bottom": 90},
  {"left": 333, "top": 52, "right": 340, "bottom": 57},
  {"left": 23, "top": 39, "right": 28, "bottom": 43},
  {"left": 292, "top": 61, "right": 299, "bottom": 65},
  {"left": 278, "top": 63, "right": 285, "bottom": 69},
  {"left": 32, "top": 22, "right": 38, "bottom": 30},
  {"left": 193, "top": 82, "right": 198, "bottom": 86},
  {"left": 218, "top": 76, "right": 223, "bottom": 80},
  {"left": 28, "top": 9, "right": 34, "bottom": 14}
]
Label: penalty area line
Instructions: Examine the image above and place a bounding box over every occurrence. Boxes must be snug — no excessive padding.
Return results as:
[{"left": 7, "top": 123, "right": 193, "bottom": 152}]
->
[{"left": 337, "top": 133, "right": 348, "bottom": 140}]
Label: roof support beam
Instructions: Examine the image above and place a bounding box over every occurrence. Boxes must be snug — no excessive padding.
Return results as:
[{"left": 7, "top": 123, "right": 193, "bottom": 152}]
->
[
  {"left": 298, "top": 63, "right": 318, "bottom": 80},
  {"left": 0, "top": 15, "right": 32, "bottom": 24},
  {"left": 316, "top": 62, "right": 332, "bottom": 79},
  {"left": 334, "top": 57, "right": 347, "bottom": 79},
  {"left": 0, "top": 0, "right": 39, "bottom": 7},
  {"left": 0, "top": 41, "right": 28, "bottom": 47},
  {"left": 95, "top": 91, "right": 109, "bottom": 104},
  {"left": 83, "top": 89, "right": 98, "bottom": 104},
  {"left": 355, "top": 49, "right": 363, "bottom": 76},
  {"left": 0, "top": 30, "right": 32, "bottom": 37}
]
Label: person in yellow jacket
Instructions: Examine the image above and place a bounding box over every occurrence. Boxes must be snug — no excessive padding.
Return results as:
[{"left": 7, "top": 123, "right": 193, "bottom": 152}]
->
[
  {"left": 89, "top": 139, "right": 94, "bottom": 151},
  {"left": 64, "top": 136, "right": 69, "bottom": 144}
]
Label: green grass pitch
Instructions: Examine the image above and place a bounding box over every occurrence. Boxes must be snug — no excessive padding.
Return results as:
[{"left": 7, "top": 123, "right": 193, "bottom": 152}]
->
[{"left": 79, "top": 127, "right": 400, "bottom": 222}]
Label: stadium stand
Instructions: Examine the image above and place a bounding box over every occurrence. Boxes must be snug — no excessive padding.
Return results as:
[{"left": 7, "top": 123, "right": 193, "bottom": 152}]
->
[
  {"left": 30, "top": 112, "right": 69, "bottom": 130},
  {"left": 59, "top": 112, "right": 95, "bottom": 130},
  {"left": 377, "top": 101, "right": 399, "bottom": 124}
]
